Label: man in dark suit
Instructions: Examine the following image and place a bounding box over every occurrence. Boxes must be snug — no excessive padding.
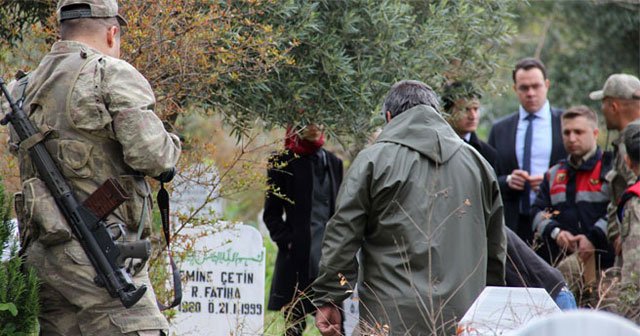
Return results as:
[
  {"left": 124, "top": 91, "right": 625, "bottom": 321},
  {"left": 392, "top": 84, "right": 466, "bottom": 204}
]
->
[
  {"left": 442, "top": 81, "right": 498, "bottom": 169},
  {"left": 488, "top": 58, "right": 566, "bottom": 244}
]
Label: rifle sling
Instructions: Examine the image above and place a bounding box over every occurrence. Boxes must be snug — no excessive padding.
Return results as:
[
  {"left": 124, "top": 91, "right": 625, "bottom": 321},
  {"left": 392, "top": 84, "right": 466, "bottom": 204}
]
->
[
  {"left": 19, "top": 132, "right": 45, "bottom": 151},
  {"left": 12, "top": 74, "right": 46, "bottom": 153},
  {"left": 156, "top": 182, "right": 182, "bottom": 310}
]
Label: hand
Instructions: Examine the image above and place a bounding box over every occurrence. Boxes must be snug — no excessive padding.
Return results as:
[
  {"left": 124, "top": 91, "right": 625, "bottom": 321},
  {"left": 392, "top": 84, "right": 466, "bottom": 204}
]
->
[
  {"left": 556, "top": 230, "right": 577, "bottom": 253},
  {"left": 315, "top": 304, "right": 342, "bottom": 336},
  {"left": 528, "top": 175, "right": 544, "bottom": 192},
  {"left": 613, "top": 235, "right": 622, "bottom": 256},
  {"left": 572, "top": 234, "right": 595, "bottom": 262},
  {"left": 153, "top": 167, "right": 176, "bottom": 183},
  {"left": 508, "top": 169, "right": 530, "bottom": 191}
]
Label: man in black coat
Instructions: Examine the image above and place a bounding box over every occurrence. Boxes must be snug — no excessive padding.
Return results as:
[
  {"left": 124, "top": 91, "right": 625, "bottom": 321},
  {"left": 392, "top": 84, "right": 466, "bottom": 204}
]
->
[
  {"left": 488, "top": 58, "right": 566, "bottom": 244},
  {"left": 263, "top": 124, "right": 343, "bottom": 336},
  {"left": 442, "top": 81, "right": 498, "bottom": 169}
]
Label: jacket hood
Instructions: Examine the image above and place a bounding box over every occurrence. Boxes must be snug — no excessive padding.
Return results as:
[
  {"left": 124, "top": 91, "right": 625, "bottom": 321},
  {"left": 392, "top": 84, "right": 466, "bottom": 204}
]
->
[{"left": 376, "top": 105, "right": 463, "bottom": 163}]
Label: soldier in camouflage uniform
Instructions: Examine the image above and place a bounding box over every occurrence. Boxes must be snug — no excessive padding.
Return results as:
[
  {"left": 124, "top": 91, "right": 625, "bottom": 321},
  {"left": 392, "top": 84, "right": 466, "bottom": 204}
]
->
[
  {"left": 614, "top": 121, "right": 640, "bottom": 322},
  {"left": 589, "top": 74, "right": 640, "bottom": 262},
  {"left": 1, "top": 0, "right": 181, "bottom": 334},
  {"left": 618, "top": 121, "right": 640, "bottom": 323},
  {"left": 619, "top": 121, "right": 640, "bottom": 270}
]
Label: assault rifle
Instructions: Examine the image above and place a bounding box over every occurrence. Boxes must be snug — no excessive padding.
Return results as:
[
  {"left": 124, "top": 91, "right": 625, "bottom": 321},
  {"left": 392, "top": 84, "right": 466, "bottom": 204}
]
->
[{"left": 0, "top": 77, "right": 149, "bottom": 308}]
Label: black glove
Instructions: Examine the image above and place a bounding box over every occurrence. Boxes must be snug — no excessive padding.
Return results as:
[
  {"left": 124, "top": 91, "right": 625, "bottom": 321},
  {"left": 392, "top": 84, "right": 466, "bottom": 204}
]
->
[{"left": 154, "top": 167, "right": 176, "bottom": 183}]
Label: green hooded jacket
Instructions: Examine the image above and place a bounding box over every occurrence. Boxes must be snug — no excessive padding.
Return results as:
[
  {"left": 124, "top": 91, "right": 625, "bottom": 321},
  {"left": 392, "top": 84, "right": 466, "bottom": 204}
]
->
[{"left": 312, "top": 105, "right": 506, "bottom": 335}]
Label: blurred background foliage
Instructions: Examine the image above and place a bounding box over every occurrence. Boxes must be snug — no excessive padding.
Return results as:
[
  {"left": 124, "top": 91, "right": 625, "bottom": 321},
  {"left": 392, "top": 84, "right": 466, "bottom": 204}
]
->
[
  {"left": 1, "top": 0, "right": 516, "bottom": 147},
  {"left": 2, "top": 1, "right": 636, "bottom": 146},
  {"left": 0, "top": 0, "right": 522, "bottom": 232},
  {"left": 481, "top": 0, "right": 640, "bottom": 138}
]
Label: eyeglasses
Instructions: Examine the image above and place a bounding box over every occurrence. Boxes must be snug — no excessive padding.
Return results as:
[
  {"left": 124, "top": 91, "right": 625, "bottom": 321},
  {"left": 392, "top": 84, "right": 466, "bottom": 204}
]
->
[{"left": 516, "top": 83, "right": 543, "bottom": 92}]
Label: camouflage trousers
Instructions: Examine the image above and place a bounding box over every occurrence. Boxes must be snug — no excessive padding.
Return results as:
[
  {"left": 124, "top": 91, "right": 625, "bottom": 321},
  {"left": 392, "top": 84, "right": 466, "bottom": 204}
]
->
[
  {"left": 25, "top": 239, "right": 169, "bottom": 335},
  {"left": 556, "top": 253, "right": 600, "bottom": 308}
]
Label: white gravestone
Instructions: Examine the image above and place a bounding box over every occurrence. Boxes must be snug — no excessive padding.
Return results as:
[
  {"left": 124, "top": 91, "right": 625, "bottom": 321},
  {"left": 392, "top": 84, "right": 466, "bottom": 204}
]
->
[
  {"left": 457, "top": 286, "right": 561, "bottom": 336},
  {"left": 516, "top": 310, "right": 640, "bottom": 336},
  {"left": 171, "top": 224, "right": 266, "bottom": 335}
]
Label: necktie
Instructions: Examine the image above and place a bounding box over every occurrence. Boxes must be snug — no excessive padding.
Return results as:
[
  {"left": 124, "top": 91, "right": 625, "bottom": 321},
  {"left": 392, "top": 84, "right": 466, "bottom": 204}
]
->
[{"left": 520, "top": 114, "right": 536, "bottom": 214}]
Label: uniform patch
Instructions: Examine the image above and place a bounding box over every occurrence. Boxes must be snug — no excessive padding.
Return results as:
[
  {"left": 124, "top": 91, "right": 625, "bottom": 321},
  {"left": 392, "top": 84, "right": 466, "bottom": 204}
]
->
[{"left": 556, "top": 173, "right": 566, "bottom": 183}]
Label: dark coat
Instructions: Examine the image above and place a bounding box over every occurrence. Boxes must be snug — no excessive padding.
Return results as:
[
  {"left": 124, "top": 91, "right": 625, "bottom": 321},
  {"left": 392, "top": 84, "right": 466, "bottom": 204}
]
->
[
  {"left": 468, "top": 132, "right": 498, "bottom": 170},
  {"left": 505, "top": 227, "right": 565, "bottom": 299},
  {"left": 488, "top": 107, "right": 566, "bottom": 238},
  {"left": 263, "top": 149, "right": 343, "bottom": 310}
]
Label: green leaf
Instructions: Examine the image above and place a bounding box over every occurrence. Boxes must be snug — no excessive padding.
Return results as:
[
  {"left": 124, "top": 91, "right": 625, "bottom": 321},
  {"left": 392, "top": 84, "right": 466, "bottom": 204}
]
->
[{"left": 0, "top": 302, "right": 18, "bottom": 317}]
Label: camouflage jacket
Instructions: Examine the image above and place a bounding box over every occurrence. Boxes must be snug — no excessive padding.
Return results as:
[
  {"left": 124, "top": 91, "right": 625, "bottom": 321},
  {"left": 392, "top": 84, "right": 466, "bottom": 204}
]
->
[
  {"left": 619, "top": 181, "right": 640, "bottom": 288},
  {"left": 3, "top": 41, "right": 181, "bottom": 246},
  {"left": 606, "top": 124, "right": 638, "bottom": 242}
]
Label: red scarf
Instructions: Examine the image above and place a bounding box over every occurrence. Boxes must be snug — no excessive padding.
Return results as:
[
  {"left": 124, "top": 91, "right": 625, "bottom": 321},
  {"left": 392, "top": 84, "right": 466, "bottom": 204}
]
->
[{"left": 285, "top": 125, "right": 325, "bottom": 155}]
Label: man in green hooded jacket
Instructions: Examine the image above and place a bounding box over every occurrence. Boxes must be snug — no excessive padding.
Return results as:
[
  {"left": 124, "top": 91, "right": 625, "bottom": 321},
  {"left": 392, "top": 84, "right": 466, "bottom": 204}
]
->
[{"left": 312, "top": 80, "right": 506, "bottom": 335}]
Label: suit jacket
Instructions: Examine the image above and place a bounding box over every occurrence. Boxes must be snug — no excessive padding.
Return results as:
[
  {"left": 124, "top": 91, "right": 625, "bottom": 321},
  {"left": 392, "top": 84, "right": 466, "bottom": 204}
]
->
[
  {"left": 488, "top": 107, "right": 566, "bottom": 231},
  {"left": 468, "top": 132, "right": 498, "bottom": 170}
]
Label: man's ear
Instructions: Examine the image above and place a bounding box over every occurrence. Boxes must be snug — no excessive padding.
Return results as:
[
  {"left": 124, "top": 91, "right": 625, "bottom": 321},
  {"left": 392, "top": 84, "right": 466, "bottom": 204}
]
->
[
  {"left": 610, "top": 99, "right": 620, "bottom": 113},
  {"left": 106, "top": 26, "right": 118, "bottom": 48},
  {"left": 633, "top": 161, "right": 640, "bottom": 175},
  {"left": 623, "top": 154, "right": 639, "bottom": 173},
  {"left": 624, "top": 155, "right": 632, "bottom": 169},
  {"left": 386, "top": 111, "right": 392, "bottom": 123}
]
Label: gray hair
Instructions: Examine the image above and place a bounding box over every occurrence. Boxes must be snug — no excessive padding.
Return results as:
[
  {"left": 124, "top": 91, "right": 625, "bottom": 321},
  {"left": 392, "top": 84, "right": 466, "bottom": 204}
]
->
[{"left": 382, "top": 80, "right": 440, "bottom": 119}]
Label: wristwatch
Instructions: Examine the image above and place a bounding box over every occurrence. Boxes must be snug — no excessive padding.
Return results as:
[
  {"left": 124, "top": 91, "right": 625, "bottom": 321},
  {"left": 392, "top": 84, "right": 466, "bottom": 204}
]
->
[{"left": 550, "top": 227, "right": 561, "bottom": 240}]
